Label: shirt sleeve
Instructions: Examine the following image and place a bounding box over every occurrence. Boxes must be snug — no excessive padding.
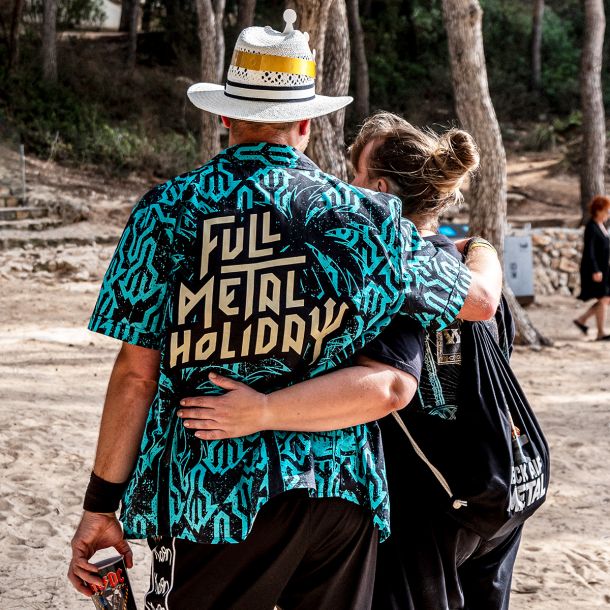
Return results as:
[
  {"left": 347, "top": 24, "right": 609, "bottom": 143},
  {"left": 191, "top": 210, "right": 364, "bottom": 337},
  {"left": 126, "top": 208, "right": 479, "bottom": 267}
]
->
[
  {"left": 398, "top": 219, "right": 472, "bottom": 331},
  {"left": 360, "top": 318, "right": 425, "bottom": 382},
  {"left": 88, "top": 185, "right": 176, "bottom": 349}
]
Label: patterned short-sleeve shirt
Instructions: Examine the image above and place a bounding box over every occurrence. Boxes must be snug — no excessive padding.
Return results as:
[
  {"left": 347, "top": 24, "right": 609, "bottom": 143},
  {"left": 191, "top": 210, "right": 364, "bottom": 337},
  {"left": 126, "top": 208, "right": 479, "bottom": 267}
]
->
[{"left": 88, "top": 143, "right": 471, "bottom": 543}]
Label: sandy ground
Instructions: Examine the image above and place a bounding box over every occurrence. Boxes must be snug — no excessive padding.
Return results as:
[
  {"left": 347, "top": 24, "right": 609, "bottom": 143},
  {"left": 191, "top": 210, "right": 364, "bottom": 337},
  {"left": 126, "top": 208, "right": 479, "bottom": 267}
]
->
[
  {"left": 0, "top": 274, "right": 609, "bottom": 609},
  {"left": 0, "top": 146, "right": 609, "bottom": 608}
]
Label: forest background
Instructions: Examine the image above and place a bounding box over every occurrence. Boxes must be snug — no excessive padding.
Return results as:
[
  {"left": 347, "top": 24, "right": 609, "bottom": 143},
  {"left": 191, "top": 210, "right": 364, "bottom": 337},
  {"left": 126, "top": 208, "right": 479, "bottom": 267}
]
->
[{"left": 0, "top": 0, "right": 603, "bottom": 180}]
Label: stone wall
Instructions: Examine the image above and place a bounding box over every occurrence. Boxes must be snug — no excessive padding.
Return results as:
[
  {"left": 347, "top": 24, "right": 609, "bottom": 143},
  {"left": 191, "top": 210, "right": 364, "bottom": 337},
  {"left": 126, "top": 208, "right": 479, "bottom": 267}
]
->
[
  {"left": 528, "top": 228, "right": 583, "bottom": 297},
  {"left": 0, "top": 184, "right": 23, "bottom": 208}
]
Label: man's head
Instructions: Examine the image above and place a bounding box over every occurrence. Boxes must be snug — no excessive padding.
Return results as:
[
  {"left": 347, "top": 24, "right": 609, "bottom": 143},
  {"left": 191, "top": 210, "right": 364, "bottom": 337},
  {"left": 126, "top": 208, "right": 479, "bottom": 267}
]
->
[
  {"left": 349, "top": 112, "right": 480, "bottom": 230},
  {"left": 187, "top": 11, "right": 352, "bottom": 139},
  {"left": 221, "top": 117, "right": 311, "bottom": 151}
]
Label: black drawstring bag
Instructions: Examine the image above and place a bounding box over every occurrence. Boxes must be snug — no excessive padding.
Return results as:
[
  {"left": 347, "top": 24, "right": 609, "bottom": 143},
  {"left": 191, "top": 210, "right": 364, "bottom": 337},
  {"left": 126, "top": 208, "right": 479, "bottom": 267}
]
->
[{"left": 392, "top": 315, "right": 550, "bottom": 541}]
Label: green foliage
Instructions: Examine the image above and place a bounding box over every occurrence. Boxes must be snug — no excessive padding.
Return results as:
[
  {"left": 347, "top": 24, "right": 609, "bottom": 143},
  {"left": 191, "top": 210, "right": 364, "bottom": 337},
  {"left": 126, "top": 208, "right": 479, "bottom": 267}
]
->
[
  {"left": 357, "top": 0, "right": 589, "bottom": 125},
  {"left": 480, "top": 0, "right": 531, "bottom": 115},
  {"left": 553, "top": 110, "right": 582, "bottom": 132},
  {"left": 26, "top": 0, "right": 105, "bottom": 29},
  {"left": 480, "top": 0, "right": 583, "bottom": 116},
  {"left": 359, "top": 0, "right": 452, "bottom": 126},
  {"left": 539, "top": 6, "right": 581, "bottom": 113},
  {"left": 521, "top": 112, "right": 582, "bottom": 152},
  {"left": 1, "top": 64, "right": 198, "bottom": 176},
  {"left": 0, "top": 0, "right": 606, "bottom": 176},
  {"left": 521, "top": 124, "right": 557, "bottom": 151}
]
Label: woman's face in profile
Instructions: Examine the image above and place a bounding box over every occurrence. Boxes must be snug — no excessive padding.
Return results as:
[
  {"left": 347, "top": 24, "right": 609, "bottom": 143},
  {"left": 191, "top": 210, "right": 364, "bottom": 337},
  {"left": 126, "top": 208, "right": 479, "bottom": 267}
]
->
[{"left": 351, "top": 139, "right": 388, "bottom": 194}]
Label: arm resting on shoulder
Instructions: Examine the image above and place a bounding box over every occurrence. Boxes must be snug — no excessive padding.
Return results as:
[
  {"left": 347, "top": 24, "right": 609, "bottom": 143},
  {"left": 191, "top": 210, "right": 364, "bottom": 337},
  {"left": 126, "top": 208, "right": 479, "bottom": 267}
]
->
[
  {"left": 178, "top": 356, "right": 418, "bottom": 440},
  {"left": 458, "top": 242, "right": 503, "bottom": 321}
]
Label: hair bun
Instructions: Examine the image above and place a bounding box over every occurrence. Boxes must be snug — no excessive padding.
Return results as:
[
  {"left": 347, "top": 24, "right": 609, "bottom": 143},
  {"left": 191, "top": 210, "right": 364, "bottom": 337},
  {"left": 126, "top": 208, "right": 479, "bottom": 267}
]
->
[{"left": 430, "top": 129, "right": 480, "bottom": 194}]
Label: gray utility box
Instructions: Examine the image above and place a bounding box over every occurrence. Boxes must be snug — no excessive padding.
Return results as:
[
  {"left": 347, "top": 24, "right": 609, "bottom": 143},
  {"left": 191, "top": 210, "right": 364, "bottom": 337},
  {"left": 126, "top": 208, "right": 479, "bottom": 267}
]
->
[{"left": 504, "top": 234, "right": 535, "bottom": 305}]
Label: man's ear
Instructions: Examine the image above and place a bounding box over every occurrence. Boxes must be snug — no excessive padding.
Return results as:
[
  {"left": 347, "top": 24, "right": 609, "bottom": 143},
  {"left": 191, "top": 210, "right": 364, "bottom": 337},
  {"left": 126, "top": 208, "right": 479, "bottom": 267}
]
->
[
  {"left": 299, "top": 119, "right": 311, "bottom": 136},
  {"left": 221, "top": 116, "right": 231, "bottom": 129},
  {"left": 377, "top": 178, "right": 389, "bottom": 193}
]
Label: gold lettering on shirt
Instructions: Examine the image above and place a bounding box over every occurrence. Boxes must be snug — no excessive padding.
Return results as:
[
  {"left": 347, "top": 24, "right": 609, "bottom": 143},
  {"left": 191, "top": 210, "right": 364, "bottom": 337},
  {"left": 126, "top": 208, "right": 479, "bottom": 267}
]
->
[
  {"left": 170, "top": 329, "right": 191, "bottom": 368},
  {"left": 259, "top": 273, "right": 281, "bottom": 315},
  {"left": 219, "top": 277, "right": 241, "bottom": 316},
  {"left": 310, "top": 299, "right": 350, "bottom": 363},
  {"left": 178, "top": 278, "right": 214, "bottom": 326},
  {"left": 200, "top": 216, "right": 235, "bottom": 279},
  {"left": 282, "top": 314, "right": 306, "bottom": 354},
  {"left": 255, "top": 318, "right": 279, "bottom": 354},
  {"left": 169, "top": 212, "right": 352, "bottom": 368}
]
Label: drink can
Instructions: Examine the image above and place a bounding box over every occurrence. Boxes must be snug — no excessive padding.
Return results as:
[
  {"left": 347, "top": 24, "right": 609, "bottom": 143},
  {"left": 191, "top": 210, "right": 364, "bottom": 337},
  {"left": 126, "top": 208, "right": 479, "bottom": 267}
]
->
[{"left": 89, "top": 555, "right": 137, "bottom": 610}]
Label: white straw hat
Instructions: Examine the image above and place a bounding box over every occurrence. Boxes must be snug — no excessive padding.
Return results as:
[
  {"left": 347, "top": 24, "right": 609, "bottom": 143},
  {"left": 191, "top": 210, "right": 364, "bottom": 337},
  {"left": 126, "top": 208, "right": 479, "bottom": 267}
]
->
[{"left": 187, "top": 9, "right": 353, "bottom": 123}]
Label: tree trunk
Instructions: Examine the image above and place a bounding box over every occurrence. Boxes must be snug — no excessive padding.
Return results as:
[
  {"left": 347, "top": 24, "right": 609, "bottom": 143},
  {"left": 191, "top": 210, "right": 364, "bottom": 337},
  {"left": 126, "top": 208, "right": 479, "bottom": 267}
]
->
[
  {"left": 41, "top": 0, "right": 57, "bottom": 83},
  {"left": 195, "top": 0, "right": 225, "bottom": 162},
  {"left": 291, "top": 0, "right": 351, "bottom": 180},
  {"left": 401, "top": 0, "right": 418, "bottom": 61},
  {"left": 442, "top": 0, "right": 550, "bottom": 347},
  {"left": 237, "top": 0, "right": 256, "bottom": 31},
  {"left": 141, "top": 0, "right": 153, "bottom": 32},
  {"left": 443, "top": 0, "right": 506, "bottom": 250},
  {"left": 119, "top": 0, "right": 136, "bottom": 32},
  {"left": 214, "top": 0, "right": 226, "bottom": 83},
  {"left": 580, "top": 0, "right": 606, "bottom": 222},
  {"left": 8, "top": 0, "right": 25, "bottom": 73},
  {"left": 530, "top": 0, "right": 544, "bottom": 92},
  {"left": 347, "top": 0, "right": 369, "bottom": 119},
  {"left": 126, "top": 0, "right": 140, "bottom": 72}
]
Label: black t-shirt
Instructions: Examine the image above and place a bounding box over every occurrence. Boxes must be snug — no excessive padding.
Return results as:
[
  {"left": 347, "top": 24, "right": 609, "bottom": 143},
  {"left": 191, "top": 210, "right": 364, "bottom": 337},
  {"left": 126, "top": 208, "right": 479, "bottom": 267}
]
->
[
  {"left": 365, "top": 234, "right": 513, "bottom": 417},
  {"left": 364, "top": 233, "right": 516, "bottom": 518},
  {"left": 360, "top": 316, "right": 424, "bottom": 382},
  {"left": 360, "top": 234, "right": 461, "bottom": 385}
]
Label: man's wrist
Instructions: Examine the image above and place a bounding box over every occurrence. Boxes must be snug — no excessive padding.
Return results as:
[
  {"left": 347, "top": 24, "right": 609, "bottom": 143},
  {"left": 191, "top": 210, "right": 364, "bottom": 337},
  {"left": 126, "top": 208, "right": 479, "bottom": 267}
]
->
[
  {"left": 83, "top": 471, "right": 129, "bottom": 514},
  {"left": 83, "top": 509, "right": 117, "bottom": 517}
]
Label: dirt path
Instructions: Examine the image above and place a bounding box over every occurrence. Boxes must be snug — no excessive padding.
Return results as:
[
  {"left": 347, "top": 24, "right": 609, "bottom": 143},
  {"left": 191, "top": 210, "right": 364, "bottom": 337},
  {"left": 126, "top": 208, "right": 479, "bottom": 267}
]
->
[
  {"left": 509, "top": 297, "right": 610, "bottom": 609},
  {"left": 0, "top": 144, "right": 608, "bottom": 607},
  {"left": 0, "top": 276, "right": 608, "bottom": 608}
]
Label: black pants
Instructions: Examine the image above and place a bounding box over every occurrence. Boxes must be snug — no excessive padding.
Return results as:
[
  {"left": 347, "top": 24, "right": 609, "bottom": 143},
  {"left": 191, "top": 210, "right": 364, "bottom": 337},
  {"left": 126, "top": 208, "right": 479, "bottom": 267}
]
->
[
  {"left": 373, "top": 511, "right": 523, "bottom": 610},
  {"left": 146, "top": 490, "right": 378, "bottom": 610}
]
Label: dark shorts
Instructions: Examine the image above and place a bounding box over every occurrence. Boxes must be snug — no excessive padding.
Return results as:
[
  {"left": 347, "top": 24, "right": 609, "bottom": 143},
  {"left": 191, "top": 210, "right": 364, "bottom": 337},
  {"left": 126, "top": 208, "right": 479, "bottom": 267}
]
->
[
  {"left": 373, "top": 510, "right": 523, "bottom": 610},
  {"left": 146, "top": 490, "right": 378, "bottom": 610}
]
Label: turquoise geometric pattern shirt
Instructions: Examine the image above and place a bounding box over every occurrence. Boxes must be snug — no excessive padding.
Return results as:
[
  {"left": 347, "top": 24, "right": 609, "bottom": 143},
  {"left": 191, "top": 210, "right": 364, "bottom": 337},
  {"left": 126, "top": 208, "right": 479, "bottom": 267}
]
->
[{"left": 88, "top": 143, "right": 471, "bottom": 543}]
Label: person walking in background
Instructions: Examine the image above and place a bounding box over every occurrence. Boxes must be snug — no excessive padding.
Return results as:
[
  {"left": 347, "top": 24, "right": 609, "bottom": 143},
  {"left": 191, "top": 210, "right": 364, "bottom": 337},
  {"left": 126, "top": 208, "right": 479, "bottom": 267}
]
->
[{"left": 574, "top": 195, "right": 610, "bottom": 341}]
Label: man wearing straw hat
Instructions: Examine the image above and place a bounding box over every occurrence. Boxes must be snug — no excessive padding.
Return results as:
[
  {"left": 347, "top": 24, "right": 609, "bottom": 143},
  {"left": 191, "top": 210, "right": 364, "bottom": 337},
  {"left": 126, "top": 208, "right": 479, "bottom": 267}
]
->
[{"left": 68, "top": 10, "right": 501, "bottom": 609}]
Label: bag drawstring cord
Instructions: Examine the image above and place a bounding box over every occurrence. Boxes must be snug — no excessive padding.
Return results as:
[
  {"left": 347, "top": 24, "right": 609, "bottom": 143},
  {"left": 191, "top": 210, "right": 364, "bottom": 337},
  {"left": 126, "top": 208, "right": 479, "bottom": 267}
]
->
[{"left": 391, "top": 411, "right": 468, "bottom": 510}]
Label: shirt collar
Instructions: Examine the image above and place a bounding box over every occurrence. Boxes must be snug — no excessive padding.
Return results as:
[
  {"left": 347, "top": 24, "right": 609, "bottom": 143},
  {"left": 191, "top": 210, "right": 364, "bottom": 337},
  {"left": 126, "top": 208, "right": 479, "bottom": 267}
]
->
[{"left": 214, "top": 142, "right": 320, "bottom": 172}]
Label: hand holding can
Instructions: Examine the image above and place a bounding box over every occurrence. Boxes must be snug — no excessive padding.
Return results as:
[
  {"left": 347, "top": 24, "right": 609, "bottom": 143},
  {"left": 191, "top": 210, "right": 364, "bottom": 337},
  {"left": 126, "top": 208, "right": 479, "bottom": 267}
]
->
[{"left": 89, "top": 556, "right": 137, "bottom": 610}]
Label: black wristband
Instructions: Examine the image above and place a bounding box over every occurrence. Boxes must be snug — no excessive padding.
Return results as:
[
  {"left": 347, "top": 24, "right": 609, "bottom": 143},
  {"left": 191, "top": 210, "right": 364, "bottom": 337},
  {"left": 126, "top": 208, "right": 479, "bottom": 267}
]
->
[{"left": 83, "top": 471, "right": 129, "bottom": 513}]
